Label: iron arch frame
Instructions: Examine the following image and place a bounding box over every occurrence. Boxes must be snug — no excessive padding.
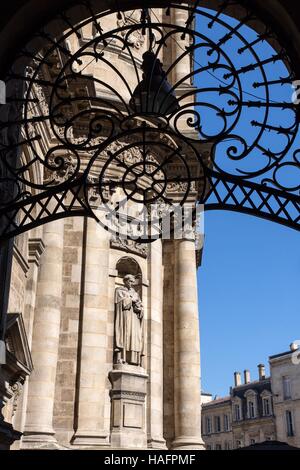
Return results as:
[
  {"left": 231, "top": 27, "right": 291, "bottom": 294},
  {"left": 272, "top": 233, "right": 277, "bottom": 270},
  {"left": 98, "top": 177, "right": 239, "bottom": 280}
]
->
[{"left": 0, "top": 0, "right": 300, "bottom": 243}]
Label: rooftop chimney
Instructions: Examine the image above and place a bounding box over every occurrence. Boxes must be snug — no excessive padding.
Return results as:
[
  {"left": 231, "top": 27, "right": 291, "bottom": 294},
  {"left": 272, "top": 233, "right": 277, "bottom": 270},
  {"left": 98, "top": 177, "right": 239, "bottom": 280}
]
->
[
  {"left": 234, "top": 372, "right": 241, "bottom": 387},
  {"left": 244, "top": 370, "right": 251, "bottom": 384},
  {"left": 258, "top": 364, "right": 266, "bottom": 381}
]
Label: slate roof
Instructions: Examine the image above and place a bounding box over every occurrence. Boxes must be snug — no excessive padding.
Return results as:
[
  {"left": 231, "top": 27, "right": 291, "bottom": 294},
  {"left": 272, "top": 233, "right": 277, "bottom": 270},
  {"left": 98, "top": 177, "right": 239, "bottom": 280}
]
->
[{"left": 237, "top": 440, "right": 299, "bottom": 451}]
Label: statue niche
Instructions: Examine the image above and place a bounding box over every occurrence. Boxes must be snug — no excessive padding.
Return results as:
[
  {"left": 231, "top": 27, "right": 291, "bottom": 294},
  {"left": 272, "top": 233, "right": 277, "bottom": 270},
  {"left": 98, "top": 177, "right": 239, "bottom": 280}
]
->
[{"left": 114, "top": 274, "right": 144, "bottom": 366}]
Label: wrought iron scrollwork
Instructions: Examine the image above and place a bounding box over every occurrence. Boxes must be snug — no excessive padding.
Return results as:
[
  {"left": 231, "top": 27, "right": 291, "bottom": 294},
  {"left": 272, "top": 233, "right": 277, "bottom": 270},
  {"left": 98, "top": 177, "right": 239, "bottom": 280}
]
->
[{"left": 0, "top": 0, "right": 299, "bottom": 241}]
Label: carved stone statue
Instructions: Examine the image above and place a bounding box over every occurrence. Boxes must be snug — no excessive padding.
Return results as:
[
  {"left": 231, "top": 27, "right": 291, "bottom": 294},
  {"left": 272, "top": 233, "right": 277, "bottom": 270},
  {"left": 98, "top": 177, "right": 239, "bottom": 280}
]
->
[{"left": 114, "top": 274, "right": 144, "bottom": 366}]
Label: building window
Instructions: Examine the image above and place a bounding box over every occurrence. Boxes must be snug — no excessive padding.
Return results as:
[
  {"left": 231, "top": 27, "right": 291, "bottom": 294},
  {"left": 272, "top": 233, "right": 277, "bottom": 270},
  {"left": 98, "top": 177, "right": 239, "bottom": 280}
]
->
[
  {"left": 206, "top": 417, "right": 212, "bottom": 435},
  {"left": 263, "top": 397, "right": 271, "bottom": 416},
  {"left": 224, "top": 414, "right": 229, "bottom": 431},
  {"left": 215, "top": 444, "right": 222, "bottom": 450},
  {"left": 234, "top": 404, "right": 241, "bottom": 421},
  {"left": 206, "top": 445, "right": 211, "bottom": 451},
  {"left": 286, "top": 410, "right": 295, "bottom": 437},
  {"left": 215, "top": 415, "right": 222, "bottom": 433},
  {"left": 250, "top": 439, "right": 256, "bottom": 445},
  {"left": 248, "top": 401, "right": 255, "bottom": 418},
  {"left": 224, "top": 441, "right": 231, "bottom": 450},
  {"left": 283, "top": 376, "right": 292, "bottom": 400}
]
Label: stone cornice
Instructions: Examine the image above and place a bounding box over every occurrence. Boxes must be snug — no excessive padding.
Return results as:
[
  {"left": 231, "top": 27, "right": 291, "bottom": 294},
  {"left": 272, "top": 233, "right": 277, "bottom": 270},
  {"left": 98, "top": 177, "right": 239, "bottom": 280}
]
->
[
  {"left": 28, "top": 238, "right": 45, "bottom": 266},
  {"left": 109, "top": 390, "right": 146, "bottom": 402}
]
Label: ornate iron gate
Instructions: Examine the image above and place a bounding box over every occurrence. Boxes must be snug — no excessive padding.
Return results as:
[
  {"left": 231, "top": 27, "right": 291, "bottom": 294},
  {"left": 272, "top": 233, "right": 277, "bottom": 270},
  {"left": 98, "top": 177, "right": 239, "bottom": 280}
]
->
[{"left": 0, "top": 0, "right": 300, "bottom": 243}]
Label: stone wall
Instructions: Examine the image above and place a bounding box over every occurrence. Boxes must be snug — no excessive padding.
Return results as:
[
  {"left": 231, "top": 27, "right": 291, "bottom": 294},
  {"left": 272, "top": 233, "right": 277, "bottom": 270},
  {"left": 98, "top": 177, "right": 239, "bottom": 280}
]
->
[
  {"left": 162, "top": 241, "right": 175, "bottom": 448},
  {"left": 8, "top": 240, "right": 29, "bottom": 315},
  {"left": 270, "top": 352, "right": 300, "bottom": 448},
  {"left": 53, "top": 217, "right": 83, "bottom": 445}
]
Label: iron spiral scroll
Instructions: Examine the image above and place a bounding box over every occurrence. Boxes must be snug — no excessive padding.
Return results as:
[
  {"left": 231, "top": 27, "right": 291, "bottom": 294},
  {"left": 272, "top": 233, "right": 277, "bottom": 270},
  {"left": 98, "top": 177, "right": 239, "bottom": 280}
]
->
[{"left": 0, "top": 0, "right": 300, "bottom": 242}]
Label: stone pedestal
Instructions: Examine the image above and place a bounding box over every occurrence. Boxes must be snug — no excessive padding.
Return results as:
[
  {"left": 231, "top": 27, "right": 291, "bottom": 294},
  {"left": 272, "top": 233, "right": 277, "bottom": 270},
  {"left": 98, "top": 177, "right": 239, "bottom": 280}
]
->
[{"left": 109, "top": 365, "right": 148, "bottom": 449}]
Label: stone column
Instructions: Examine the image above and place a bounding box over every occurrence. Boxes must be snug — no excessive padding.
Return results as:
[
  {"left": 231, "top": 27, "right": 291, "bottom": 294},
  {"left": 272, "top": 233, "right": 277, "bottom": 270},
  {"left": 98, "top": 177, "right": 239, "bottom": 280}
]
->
[
  {"left": 23, "top": 237, "right": 45, "bottom": 350},
  {"left": 172, "top": 238, "right": 205, "bottom": 450},
  {"left": 172, "top": 8, "right": 192, "bottom": 86},
  {"left": 11, "top": 237, "right": 45, "bottom": 448},
  {"left": 172, "top": 7, "right": 196, "bottom": 136},
  {"left": 147, "top": 239, "right": 166, "bottom": 448},
  {"left": 72, "top": 217, "right": 109, "bottom": 447},
  {"left": 22, "top": 219, "right": 64, "bottom": 448}
]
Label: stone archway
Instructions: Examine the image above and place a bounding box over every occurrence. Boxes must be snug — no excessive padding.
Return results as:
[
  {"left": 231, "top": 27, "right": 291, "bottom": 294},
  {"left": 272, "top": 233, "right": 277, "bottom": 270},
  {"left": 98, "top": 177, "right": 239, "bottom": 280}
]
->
[{"left": 0, "top": 0, "right": 300, "bottom": 451}]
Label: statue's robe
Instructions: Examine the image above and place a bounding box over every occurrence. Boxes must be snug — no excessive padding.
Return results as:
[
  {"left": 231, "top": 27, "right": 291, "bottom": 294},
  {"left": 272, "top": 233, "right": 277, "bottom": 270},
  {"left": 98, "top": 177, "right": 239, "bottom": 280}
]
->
[{"left": 114, "top": 286, "right": 144, "bottom": 365}]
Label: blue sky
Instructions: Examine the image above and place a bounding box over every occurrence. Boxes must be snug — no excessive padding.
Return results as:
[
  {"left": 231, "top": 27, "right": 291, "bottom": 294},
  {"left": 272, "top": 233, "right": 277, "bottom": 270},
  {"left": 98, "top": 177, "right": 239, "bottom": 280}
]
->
[
  {"left": 193, "top": 7, "right": 297, "bottom": 185},
  {"left": 197, "top": 210, "right": 300, "bottom": 397},
  {"left": 193, "top": 7, "right": 300, "bottom": 398}
]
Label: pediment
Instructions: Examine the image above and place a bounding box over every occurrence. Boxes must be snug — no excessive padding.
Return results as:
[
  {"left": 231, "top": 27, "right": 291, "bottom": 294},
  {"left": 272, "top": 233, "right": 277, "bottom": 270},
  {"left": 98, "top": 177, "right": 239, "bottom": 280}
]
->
[
  {"left": 244, "top": 389, "right": 258, "bottom": 398},
  {"left": 5, "top": 313, "right": 33, "bottom": 377},
  {"left": 260, "top": 389, "right": 272, "bottom": 398}
]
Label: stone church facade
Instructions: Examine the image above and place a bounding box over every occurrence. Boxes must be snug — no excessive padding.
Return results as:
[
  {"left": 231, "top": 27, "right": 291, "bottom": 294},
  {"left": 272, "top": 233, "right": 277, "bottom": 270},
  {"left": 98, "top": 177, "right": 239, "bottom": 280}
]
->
[
  {"left": 1, "top": 1, "right": 300, "bottom": 452},
  {"left": 0, "top": 7, "right": 206, "bottom": 450}
]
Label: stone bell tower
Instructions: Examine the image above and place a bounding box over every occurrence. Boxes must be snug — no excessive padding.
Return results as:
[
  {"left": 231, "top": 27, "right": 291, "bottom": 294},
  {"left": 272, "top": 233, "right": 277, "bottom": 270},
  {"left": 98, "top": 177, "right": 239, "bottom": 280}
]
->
[{"left": 1, "top": 6, "right": 206, "bottom": 450}]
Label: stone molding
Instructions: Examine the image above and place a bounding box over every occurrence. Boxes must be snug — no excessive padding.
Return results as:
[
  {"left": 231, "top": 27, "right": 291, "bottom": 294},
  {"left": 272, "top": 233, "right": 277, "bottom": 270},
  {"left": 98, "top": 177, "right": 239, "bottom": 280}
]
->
[
  {"left": 109, "top": 390, "right": 146, "bottom": 403},
  {"left": 13, "top": 245, "right": 30, "bottom": 275},
  {"left": 110, "top": 236, "right": 149, "bottom": 259},
  {"left": 28, "top": 238, "right": 45, "bottom": 267}
]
